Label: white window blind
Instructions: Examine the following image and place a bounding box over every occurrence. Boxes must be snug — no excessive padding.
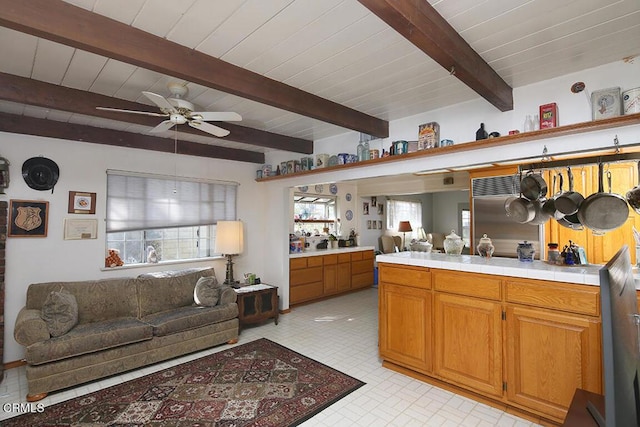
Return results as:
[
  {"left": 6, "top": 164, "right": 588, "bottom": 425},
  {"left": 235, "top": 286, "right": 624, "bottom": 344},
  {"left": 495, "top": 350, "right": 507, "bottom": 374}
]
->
[
  {"left": 386, "top": 199, "right": 423, "bottom": 238},
  {"left": 106, "top": 171, "right": 238, "bottom": 232}
]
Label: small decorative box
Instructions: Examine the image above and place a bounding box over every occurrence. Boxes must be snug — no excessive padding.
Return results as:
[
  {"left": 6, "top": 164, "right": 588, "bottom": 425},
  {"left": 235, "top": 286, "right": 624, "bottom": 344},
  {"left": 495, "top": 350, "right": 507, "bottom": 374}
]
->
[{"left": 539, "top": 103, "right": 558, "bottom": 129}]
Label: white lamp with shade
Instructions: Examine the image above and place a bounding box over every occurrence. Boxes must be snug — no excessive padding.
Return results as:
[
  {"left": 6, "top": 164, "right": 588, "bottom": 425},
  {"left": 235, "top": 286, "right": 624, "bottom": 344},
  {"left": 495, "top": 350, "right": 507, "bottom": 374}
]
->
[{"left": 215, "top": 220, "right": 244, "bottom": 285}]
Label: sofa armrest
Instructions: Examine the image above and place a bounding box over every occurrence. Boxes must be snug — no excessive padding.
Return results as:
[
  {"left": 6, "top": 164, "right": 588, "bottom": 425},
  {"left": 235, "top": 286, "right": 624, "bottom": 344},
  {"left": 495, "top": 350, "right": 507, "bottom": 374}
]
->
[
  {"left": 14, "top": 307, "right": 50, "bottom": 346},
  {"left": 219, "top": 286, "right": 237, "bottom": 306}
]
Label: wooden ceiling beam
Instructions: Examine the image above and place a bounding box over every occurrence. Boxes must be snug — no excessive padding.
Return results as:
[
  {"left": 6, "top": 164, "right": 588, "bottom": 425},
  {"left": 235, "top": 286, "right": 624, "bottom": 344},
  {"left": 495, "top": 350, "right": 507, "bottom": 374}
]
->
[
  {"left": 357, "top": 0, "right": 513, "bottom": 112},
  {"left": 0, "top": 0, "right": 389, "bottom": 138},
  {"left": 0, "top": 112, "right": 265, "bottom": 164},
  {"left": 0, "top": 73, "right": 313, "bottom": 155}
]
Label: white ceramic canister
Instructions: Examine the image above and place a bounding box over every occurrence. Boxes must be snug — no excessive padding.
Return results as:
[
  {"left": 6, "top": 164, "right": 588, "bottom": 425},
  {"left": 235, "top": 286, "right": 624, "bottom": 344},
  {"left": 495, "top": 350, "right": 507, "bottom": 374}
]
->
[
  {"left": 316, "top": 154, "right": 329, "bottom": 168},
  {"left": 622, "top": 87, "right": 640, "bottom": 114}
]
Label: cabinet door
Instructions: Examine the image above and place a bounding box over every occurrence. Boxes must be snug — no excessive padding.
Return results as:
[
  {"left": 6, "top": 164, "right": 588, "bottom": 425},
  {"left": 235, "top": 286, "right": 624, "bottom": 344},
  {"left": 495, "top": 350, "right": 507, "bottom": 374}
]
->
[
  {"left": 434, "top": 293, "right": 503, "bottom": 397},
  {"left": 505, "top": 305, "right": 601, "bottom": 421},
  {"left": 379, "top": 282, "right": 432, "bottom": 373},
  {"left": 323, "top": 263, "right": 338, "bottom": 294},
  {"left": 336, "top": 262, "right": 351, "bottom": 291}
]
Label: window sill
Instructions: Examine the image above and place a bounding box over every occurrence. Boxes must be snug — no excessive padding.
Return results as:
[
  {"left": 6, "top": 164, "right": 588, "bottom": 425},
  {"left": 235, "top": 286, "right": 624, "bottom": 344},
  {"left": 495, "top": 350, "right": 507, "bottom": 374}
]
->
[{"left": 100, "top": 255, "right": 224, "bottom": 272}]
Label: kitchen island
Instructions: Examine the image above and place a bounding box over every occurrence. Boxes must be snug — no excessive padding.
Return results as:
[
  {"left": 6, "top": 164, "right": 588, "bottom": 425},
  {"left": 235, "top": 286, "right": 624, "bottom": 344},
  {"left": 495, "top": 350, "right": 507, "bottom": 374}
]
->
[
  {"left": 376, "top": 251, "right": 610, "bottom": 426},
  {"left": 289, "top": 246, "right": 375, "bottom": 304}
]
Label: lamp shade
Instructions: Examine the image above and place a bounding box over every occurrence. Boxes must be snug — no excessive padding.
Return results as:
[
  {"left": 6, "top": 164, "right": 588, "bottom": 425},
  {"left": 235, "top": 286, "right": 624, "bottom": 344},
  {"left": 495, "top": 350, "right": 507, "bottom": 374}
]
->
[
  {"left": 215, "top": 221, "right": 244, "bottom": 255},
  {"left": 398, "top": 221, "right": 413, "bottom": 232}
]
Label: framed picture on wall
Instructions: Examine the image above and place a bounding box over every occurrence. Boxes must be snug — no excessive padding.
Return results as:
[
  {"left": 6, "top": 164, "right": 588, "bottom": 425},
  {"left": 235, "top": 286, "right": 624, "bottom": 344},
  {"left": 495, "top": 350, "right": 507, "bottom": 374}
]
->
[
  {"left": 372, "top": 220, "right": 377, "bottom": 229},
  {"left": 367, "top": 220, "right": 372, "bottom": 229},
  {"left": 9, "top": 199, "right": 49, "bottom": 237},
  {"left": 377, "top": 204, "right": 383, "bottom": 215},
  {"left": 363, "top": 202, "right": 369, "bottom": 215},
  {"left": 378, "top": 220, "right": 383, "bottom": 229},
  {"left": 68, "top": 191, "right": 96, "bottom": 214},
  {"left": 371, "top": 196, "right": 377, "bottom": 207}
]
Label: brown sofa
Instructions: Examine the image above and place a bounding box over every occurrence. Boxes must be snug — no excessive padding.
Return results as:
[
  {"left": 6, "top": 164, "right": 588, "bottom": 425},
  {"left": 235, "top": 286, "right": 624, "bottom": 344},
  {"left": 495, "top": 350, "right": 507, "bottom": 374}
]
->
[{"left": 13, "top": 267, "right": 239, "bottom": 401}]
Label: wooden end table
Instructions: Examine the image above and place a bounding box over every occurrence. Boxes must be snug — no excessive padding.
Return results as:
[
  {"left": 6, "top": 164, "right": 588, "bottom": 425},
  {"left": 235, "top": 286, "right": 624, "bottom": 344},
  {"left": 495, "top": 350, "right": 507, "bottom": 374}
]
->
[{"left": 233, "top": 284, "right": 279, "bottom": 330}]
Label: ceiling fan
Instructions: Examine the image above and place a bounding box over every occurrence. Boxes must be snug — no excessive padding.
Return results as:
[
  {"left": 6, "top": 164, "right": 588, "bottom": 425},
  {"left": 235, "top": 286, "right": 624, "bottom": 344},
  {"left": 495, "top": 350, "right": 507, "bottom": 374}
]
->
[{"left": 96, "top": 83, "right": 242, "bottom": 137}]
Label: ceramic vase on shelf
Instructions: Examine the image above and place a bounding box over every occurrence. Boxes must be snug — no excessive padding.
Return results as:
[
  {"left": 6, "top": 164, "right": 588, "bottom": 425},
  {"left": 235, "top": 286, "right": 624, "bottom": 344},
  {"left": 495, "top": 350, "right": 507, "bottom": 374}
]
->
[{"left": 517, "top": 241, "right": 535, "bottom": 262}]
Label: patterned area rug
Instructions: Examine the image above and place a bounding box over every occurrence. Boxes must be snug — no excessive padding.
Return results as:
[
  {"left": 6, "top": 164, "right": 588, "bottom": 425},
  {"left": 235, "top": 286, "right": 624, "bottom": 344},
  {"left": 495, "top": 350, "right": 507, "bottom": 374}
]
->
[{"left": 6, "top": 338, "right": 365, "bottom": 426}]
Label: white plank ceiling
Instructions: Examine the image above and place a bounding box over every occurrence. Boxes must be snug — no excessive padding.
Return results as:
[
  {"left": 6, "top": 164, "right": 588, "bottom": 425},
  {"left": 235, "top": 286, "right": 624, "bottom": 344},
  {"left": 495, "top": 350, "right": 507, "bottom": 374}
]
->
[{"left": 0, "top": 0, "right": 639, "bottom": 155}]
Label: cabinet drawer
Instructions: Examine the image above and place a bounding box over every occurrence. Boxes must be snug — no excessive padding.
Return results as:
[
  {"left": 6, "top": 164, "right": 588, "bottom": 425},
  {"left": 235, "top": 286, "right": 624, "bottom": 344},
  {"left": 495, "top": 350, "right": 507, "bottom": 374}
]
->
[
  {"left": 323, "top": 254, "right": 337, "bottom": 265},
  {"left": 290, "top": 281, "right": 323, "bottom": 304},
  {"left": 290, "top": 266, "right": 323, "bottom": 286},
  {"left": 505, "top": 279, "right": 600, "bottom": 316},
  {"left": 361, "top": 250, "right": 374, "bottom": 260},
  {"left": 434, "top": 271, "right": 501, "bottom": 301},
  {"left": 352, "top": 259, "right": 373, "bottom": 275},
  {"left": 379, "top": 264, "right": 431, "bottom": 289},
  {"left": 290, "top": 258, "right": 308, "bottom": 270},
  {"left": 352, "top": 272, "right": 373, "bottom": 288},
  {"left": 307, "top": 256, "right": 323, "bottom": 267},
  {"left": 351, "top": 251, "right": 363, "bottom": 261},
  {"left": 338, "top": 253, "right": 351, "bottom": 263}
]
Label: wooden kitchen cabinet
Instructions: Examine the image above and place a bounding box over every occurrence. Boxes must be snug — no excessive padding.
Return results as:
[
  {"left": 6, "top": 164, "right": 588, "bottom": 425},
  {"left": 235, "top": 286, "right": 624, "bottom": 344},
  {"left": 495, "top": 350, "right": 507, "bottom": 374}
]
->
[
  {"left": 434, "top": 292, "right": 503, "bottom": 397},
  {"left": 505, "top": 305, "right": 601, "bottom": 421},
  {"left": 289, "top": 249, "right": 373, "bottom": 305},
  {"left": 351, "top": 250, "right": 374, "bottom": 289},
  {"left": 378, "top": 264, "right": 432, "bottom": 373},
  {"left": 378, "top": 264, "right": 604, "bottom": 425}
]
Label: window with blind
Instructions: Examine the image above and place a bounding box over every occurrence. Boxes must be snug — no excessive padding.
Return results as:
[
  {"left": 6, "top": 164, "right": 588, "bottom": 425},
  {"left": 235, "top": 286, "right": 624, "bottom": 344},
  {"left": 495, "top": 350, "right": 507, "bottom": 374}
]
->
[
  {"left": 106, "top": 170, "right": 238, "bottom": 265},
  {"left": 386, "top": 199, "right": 423, "bottom": 239}
]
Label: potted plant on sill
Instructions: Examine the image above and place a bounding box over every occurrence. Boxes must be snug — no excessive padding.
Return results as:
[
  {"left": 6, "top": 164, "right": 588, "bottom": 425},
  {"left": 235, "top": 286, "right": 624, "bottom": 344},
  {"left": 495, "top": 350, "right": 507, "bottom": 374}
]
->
[{"left": 328, "top": 234, "right": 338, "bottom": 249}]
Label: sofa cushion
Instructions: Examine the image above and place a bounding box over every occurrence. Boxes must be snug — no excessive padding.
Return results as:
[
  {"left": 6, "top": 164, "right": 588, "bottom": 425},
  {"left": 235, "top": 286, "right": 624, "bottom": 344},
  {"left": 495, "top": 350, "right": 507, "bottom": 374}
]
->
[
  {"left": 194, "top": 276, "right": 220, "bottom": 306},
  {"left": 25, "top": 317, "right": 153, "bottom": 365},
  {"left": 41, "top": 288, "right": 78, "bottom": 337},
  {"left": 141, "top": 304, "right": 238, "bottom": 337},
  {"left": 26, "top": 278, "right": 139, "bottom": 324},
  {"left": 137, "top": 268, "right": 215, "bottom": 317}
]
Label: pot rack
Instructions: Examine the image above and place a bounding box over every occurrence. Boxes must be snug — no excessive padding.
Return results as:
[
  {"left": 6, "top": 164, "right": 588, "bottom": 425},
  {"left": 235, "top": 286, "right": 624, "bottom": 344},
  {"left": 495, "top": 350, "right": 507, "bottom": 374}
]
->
[{"left": 519, "top": 136, "right": 640, "bottom": 172}]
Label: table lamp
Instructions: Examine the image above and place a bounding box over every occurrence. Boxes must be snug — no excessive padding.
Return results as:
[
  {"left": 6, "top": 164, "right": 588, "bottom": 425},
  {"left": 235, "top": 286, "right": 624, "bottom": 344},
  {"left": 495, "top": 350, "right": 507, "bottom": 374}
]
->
[
  {"left": 215, "top": 220, "right": 244, "bottom": 285},
  {"left": 398, "top": 221, "right": 413, "bottom": 251}
]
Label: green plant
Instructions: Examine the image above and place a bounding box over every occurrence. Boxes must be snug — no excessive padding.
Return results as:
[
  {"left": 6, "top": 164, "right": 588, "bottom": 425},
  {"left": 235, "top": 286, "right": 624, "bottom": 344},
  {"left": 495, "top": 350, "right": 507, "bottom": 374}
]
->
[{"left": 328, "top": 234, "right": 337, "bottom": 241}]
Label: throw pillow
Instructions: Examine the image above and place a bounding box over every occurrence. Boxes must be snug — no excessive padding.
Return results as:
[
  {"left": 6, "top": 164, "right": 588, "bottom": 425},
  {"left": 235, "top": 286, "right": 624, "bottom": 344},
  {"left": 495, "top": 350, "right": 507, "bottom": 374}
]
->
[
  {"left": 194, "top": 276, "right": 220, "bottom": 306},
  {"left": 41, "top": 287, "right": 78, "bottom": 337}
]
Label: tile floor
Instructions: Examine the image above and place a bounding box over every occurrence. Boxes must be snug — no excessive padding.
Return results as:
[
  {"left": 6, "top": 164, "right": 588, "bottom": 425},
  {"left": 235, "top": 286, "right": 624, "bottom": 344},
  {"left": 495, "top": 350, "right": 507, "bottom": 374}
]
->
[{"left": 0, "top": 288, "right": 542, "bottom": 426}]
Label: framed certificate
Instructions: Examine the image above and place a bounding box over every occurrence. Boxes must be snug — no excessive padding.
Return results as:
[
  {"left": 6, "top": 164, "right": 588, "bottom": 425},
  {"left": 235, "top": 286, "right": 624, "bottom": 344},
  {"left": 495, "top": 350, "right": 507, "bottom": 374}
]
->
[
  {"left": 591, "top": 87, "right": 621, "bottom": 120},
  {"left": 64, "top": 219, "right": 98, "bottom": 240}
]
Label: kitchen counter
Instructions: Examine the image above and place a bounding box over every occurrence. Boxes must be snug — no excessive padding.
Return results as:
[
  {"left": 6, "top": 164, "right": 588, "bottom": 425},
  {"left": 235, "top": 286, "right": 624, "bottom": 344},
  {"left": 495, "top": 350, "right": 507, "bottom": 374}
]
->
[
  {"left": 290, "top": 246, "right": 375, "bottom": 258},
  {"left": 376, "top": 251, "right": 640, "bottom": 288}
]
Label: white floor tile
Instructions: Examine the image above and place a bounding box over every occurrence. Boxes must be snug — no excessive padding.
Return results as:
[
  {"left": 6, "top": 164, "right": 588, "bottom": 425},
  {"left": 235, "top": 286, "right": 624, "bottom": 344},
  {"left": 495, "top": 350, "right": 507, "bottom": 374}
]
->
[{"left": 0, "top": 288, "right": 542, "bottom": 426}]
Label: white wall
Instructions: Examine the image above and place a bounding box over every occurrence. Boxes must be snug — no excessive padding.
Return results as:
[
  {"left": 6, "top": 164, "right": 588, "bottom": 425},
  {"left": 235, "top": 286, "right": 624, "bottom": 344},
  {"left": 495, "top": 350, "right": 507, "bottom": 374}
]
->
[{"left": 0, "top": 134, "right": 267, "bottom": 362}]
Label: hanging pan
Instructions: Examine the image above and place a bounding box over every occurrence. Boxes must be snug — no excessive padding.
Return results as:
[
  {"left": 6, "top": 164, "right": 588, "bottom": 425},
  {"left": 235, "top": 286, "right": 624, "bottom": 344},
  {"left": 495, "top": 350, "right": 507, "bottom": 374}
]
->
[
  {"left": 555, "top": 171, "right": 583, "bottom": 230},
  {"left": 577, "top": 163, "right": 629, "bottom": 234},
  {"left": 542, "top": 173, "right": 565, "bottom": 220},
  {"left": 625, "top": 160, "right": 640, "bottom": 214},
  {"left": 555, "top": 166, "right": 584, "bottom": 215},
  {"left": 505, "top": 172, "right": 535, "bottom": 224},
  {"left": 520, "top": 170, "right": 547, "bottom": 201}
]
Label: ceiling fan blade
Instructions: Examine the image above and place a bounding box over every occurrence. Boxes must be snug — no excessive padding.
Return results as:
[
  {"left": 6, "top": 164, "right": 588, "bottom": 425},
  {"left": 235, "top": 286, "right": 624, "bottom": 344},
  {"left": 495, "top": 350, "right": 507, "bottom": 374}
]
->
[
  {"left": 190, "top": 111, "right": 242, "bottom": 122},
  {"left": 189, "top": 120, "right": 230, "bottom": 137},
  {"left": 149, "top": 120, "right": 176, "bottom": 133},
  {"left": 96, "top": 106, "right": 167, "bottom": 117},
  {"left": 142, "top": 91, "right": 177, "bottom": 113}
]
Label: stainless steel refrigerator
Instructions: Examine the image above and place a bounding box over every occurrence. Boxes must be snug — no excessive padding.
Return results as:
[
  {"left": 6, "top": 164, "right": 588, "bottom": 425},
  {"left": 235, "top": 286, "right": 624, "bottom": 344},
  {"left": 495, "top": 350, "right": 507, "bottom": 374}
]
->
[{"left": 471, "top": 174, "right": 543, "bottom": 259}]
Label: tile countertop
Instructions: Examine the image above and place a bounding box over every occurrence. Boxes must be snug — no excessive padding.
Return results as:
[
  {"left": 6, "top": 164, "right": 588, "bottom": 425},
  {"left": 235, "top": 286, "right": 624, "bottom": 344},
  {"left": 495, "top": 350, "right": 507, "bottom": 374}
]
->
[
  {"left": 290, "top": 246, "right": 375, "bottom": 258},
  {"left": 376, "top": 251, "right": 640, "bottom": 289}
]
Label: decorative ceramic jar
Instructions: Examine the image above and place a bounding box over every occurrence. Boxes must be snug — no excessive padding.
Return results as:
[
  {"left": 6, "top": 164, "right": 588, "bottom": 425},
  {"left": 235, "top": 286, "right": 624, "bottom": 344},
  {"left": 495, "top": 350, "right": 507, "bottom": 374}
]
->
[
  {"left": 476, "top": 233, "right": 495, "bottom": 258},
  {"left": 517, "top": 241, "right": 535, "bottom": 262},
  {"left": 444, "top": 230, "right": 464, "bottom": 255}
]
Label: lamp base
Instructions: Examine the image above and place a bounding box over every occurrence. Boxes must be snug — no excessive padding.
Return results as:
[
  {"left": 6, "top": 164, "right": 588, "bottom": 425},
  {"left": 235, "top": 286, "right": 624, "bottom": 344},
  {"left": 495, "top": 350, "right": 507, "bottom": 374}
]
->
[{"left": 223, "top": 254, "right": 238, "bottom": 285}]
